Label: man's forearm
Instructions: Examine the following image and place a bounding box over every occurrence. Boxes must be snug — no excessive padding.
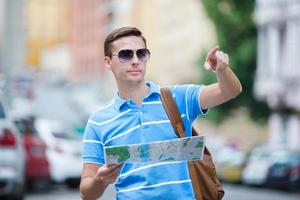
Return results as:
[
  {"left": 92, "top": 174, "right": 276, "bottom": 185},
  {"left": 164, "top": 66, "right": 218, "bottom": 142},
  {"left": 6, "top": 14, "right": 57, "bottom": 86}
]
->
[
  {"left": 216, "top": 67, "right": 242, "bottom": 100},
  {"left": 80, "top": 176, "right": 108, "bottom": 200}
]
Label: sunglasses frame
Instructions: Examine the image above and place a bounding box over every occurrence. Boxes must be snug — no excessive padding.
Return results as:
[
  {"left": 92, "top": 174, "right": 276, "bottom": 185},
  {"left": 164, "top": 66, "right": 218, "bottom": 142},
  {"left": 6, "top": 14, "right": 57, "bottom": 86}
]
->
[{"left": 112, "top": 48, "right": 151, "bottom": 63}]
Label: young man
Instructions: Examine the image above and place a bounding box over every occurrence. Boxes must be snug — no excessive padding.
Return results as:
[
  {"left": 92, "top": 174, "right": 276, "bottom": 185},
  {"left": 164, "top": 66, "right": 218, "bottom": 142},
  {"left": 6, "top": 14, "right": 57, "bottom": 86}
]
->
[{"left": 80, "top": 26, "right": 242, "bottom": 200}]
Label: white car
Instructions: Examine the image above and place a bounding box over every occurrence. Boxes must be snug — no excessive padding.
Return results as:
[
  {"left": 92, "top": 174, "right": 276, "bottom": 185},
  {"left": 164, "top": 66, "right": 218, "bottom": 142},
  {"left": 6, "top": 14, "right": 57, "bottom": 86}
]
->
[
  {"left": 34, "top": 119, "right": 82, "bottom": 188},
  {"left": 0, "top": 95, "right": 25, "bottom": 200},
  {"left": 242, "top": 146, "right": 272, "bottom": 186},
  {"left": 214, "top": 146, "right": 247, "bottom": 182}
]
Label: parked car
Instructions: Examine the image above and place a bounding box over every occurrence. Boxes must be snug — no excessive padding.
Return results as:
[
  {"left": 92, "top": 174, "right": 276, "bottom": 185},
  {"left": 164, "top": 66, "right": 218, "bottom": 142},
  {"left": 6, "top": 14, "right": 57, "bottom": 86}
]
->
[
  {"left": 242, "top": 145, "right": 273, "bottom": 186},
  {"left": 266, "top": 149, "right": 300, "bottom": 191},
  {"left": 215, "top": 146, "right": 247, "bottom": 183},
  {"left": 0, "top": 96, "right": 25, "bottom": 200},
  {"left": 13, "top": 117, "right": 49, "bottom": 189},
  {"left": 34, "top": 119, "right": 82, "bottom": 188}
]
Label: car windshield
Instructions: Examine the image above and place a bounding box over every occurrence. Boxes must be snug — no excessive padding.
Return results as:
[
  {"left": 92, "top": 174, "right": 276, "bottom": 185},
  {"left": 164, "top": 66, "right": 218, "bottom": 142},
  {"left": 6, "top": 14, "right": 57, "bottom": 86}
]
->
[
  {"left": 52, "top": 131, "right": 80, "bottom": 140},
  {"left": 271, "top": 151, "right": 299, "bottom": 164},
  {"left": 0, "top": 102, "right": 6, "bottom": 119},
  {"left": 15, "top": 119, "right": 37, "bottom": 135},
  {"left": 250, "top": 147, "right": 271, "bottom": 160}
]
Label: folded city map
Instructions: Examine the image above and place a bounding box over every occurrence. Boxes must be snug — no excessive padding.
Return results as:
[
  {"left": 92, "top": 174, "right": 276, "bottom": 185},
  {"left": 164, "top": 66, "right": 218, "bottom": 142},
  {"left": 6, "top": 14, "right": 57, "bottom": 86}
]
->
[{"left": 104, "top": 135, "right": 205, "bottom": 164}]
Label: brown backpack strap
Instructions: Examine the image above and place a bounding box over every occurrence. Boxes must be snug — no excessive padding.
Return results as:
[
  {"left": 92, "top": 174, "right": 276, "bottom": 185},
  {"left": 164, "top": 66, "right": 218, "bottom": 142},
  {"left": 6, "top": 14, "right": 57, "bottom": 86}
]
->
[
  {"left": 189, "top": 161, "right": 204, "bottom": 200},
  {"left": 160, "top": 87, "right": 203, "bottom": 200},
  {"left": 160, "top": 87, "right": 185, "bottom": 138}
]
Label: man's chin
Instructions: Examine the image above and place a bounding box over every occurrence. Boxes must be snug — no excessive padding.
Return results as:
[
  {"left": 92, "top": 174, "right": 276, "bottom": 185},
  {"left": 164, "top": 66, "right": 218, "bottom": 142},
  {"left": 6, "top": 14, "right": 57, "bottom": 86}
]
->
[{"left": 127, "top": 77, "right": 144, "bottom": 85}]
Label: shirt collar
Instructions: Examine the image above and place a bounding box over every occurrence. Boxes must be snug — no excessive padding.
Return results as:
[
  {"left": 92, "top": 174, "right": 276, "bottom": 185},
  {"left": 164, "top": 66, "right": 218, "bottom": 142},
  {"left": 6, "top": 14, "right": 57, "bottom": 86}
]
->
[{"left": 114, "top": 81, "right": 160, "bottom": 111}]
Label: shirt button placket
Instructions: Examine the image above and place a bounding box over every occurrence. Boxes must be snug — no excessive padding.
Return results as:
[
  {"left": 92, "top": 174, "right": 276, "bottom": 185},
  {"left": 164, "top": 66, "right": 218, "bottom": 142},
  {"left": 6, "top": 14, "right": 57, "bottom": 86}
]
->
[
  {"left": 139, "top": 111, "right": 143, "bottom": 125},
  {"left": 139, "top": 106, "right": 147, "bottom": 130}
]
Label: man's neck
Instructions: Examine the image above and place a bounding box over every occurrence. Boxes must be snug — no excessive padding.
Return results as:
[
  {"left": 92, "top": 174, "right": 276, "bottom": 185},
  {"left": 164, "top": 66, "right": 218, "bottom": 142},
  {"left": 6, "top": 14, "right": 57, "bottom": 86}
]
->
[{"left": 117, "top": 81, "right": 149, "bottom": 107}]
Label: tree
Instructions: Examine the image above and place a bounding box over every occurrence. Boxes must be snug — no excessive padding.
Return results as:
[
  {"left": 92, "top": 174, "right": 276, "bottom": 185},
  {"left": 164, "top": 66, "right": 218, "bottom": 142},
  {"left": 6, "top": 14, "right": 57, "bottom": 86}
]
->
[{"left": 200, "top": 0, "right": 270, "bottom": 123}]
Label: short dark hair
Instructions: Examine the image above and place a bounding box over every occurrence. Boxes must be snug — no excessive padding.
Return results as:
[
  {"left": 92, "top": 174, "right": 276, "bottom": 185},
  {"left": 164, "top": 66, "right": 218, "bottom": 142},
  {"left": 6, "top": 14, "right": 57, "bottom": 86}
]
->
[{"left": 104, "top": 26, "right": 147, "bottom": 57}]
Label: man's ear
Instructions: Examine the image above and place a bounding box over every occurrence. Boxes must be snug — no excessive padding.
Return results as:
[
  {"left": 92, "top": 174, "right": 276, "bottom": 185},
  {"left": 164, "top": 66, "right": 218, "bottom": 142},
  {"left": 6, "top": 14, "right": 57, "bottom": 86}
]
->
[{"left": 104, "top": 56, "right": 112, "bottom": 71}]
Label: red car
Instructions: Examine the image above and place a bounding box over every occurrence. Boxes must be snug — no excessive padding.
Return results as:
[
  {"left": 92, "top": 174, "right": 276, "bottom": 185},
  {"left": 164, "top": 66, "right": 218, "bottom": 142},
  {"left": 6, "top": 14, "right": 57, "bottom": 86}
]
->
[{"left": 14, "top": 117, "right": 50, "bottom": 189}]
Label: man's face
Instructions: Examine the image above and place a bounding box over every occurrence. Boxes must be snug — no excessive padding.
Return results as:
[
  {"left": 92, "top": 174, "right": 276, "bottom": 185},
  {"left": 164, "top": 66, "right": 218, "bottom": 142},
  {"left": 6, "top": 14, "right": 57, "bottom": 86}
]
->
[{"left": 105, "top": 36, "right": 148, "bottom": 86}]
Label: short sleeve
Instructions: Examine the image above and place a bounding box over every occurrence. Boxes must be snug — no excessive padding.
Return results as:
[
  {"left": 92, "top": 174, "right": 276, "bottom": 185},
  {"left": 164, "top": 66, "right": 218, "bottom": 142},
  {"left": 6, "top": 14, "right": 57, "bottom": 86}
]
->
[
  {"left": 82, "top": 122, "right": 105, "bottom": 165},
  {"left": 172, "top": 84, "right": 208, "bottom": 122}
]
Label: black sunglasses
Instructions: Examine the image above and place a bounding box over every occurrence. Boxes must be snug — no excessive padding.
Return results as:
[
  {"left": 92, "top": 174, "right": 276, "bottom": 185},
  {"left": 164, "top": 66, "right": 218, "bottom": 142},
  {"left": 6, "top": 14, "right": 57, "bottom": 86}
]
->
[{"left": 112, "top": 48, "right": 150, "bottom": 63}]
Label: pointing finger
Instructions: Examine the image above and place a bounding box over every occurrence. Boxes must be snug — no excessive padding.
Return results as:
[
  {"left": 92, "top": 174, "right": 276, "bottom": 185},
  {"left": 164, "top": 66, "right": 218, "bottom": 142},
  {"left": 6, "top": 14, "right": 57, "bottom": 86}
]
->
[
  {"left": 204, "top": 46, "right": 219, "bottom": 70},
  {"left": 207, "top": 47, "right": 219, "bottom": 62},
  {"left": 207, "top": 46, "right": 219, "bottom": 59}
]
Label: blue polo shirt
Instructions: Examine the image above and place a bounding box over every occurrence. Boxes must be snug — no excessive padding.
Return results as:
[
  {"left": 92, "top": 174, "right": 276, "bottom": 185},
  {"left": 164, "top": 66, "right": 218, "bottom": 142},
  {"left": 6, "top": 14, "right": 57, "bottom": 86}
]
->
[{"left": 82, "top": 81, "right": 207, "bottom": 200}]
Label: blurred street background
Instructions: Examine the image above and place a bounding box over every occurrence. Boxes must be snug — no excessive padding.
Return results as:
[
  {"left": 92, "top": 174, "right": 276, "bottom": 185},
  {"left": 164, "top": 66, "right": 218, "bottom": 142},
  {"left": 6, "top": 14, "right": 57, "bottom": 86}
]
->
[{"left": 0, "top": 0, "right": 300, "bottom": 200}]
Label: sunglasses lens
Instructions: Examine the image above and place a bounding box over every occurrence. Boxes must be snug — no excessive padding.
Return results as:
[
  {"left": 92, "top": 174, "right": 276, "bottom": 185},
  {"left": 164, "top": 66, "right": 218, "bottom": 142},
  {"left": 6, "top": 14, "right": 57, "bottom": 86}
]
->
[
  {"left": 118, "top": 50, "right": 134, "bottom": 63},
  {"left": 137, "top": 49, "right": 150, "bottom": 62},
  {"left": 117, "top": 49, "right": 150, "bottom": 63}
]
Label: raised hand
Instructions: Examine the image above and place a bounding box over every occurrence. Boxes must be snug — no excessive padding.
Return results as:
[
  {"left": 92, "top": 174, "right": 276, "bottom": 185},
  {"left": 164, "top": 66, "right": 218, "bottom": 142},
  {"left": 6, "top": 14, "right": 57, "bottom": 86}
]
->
[{"left": 204, "top": 46, "right": 229, "bottom": 72}]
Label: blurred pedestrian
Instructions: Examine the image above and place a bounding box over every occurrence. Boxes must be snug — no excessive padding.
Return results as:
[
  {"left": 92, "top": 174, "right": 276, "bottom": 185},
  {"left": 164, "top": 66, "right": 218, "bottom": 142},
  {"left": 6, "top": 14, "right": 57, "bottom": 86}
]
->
[{"left": 80, "top": 26, "right": 242, "bottom": 200}]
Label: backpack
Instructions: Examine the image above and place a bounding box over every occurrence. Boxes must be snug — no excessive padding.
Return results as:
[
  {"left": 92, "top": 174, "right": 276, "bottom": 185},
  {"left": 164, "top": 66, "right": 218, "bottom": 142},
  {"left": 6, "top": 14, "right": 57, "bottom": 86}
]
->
[{"left": 160, "top": 87, "right": 224, "bottom": 200}]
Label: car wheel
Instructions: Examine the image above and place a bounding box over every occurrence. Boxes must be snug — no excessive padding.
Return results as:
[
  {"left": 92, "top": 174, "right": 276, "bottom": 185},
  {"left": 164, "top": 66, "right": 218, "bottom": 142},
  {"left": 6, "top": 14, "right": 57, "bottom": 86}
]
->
[
  {"left": 10, "top": 195, "right": 24, "bottom": 200},
  {"left": 6, "top": 189, "right": 25, "bottom": 200},
  {"left": 66, "top": 179, "right": 80, "bottom": 189}
]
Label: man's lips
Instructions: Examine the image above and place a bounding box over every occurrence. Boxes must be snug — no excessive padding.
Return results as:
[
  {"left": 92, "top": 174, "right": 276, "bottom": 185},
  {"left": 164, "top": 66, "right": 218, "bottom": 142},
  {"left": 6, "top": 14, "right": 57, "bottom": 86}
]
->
[{"left": 127, "top": 69, "right": 142, "bottom": 73}]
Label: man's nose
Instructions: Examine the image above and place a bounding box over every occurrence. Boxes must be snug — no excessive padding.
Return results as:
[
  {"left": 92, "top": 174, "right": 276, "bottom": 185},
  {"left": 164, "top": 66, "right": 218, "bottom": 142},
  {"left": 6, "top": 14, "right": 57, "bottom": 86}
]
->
[{"left": 131, "top": 53, "right": 139, "bottom": 64}]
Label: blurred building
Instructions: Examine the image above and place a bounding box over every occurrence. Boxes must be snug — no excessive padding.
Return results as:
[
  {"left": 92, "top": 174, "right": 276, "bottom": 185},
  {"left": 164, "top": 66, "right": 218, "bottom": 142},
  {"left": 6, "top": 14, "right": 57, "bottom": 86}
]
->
[
  {"left": 25, "top": 0, "right": 111, "bottom": 81},
  {"left": 254, "top": 0, "right": 300, "bottom": 150},
  {"left": 25, "top": 0, "right": 70, "bottom": 67},
  {"left": 0, "top": 0, "right": 26, "bottom": 97},
  {"left": 0, "top": 0, "right": 4, "bottom": 74},
  {"left": 69, "top": 0, "right": 111, "bottom": 81},
  {"left": 109, "top": 0, "right": 216, "bottom": 85}
]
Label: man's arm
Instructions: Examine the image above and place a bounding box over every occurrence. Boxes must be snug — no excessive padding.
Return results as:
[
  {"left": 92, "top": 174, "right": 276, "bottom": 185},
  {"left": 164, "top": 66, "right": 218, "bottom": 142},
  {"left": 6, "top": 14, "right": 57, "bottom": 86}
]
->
[
  {"left": 200, "top": 47, "right": 242, "bottom": 110},
  {"left": 80, "top": 163, "right": 122, "bottom": 200}
]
